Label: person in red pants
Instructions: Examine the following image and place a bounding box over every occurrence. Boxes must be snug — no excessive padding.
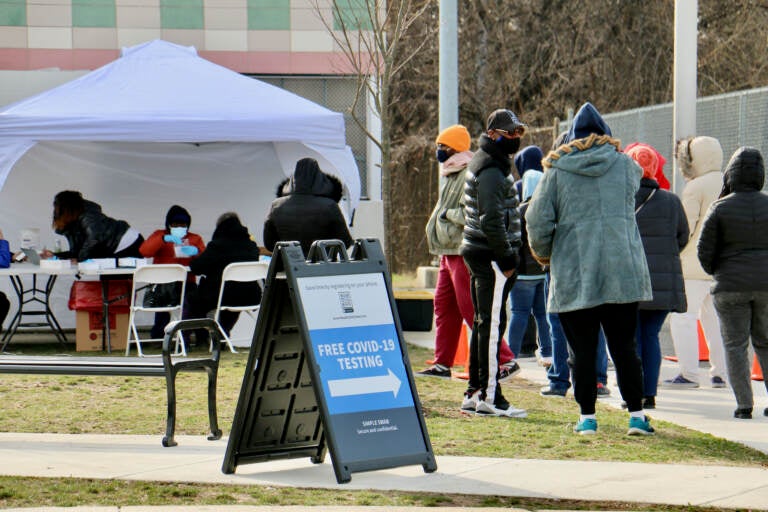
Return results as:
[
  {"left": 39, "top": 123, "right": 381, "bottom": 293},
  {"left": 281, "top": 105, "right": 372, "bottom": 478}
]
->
[{"left": 419, "top": 124, "right": 518, "bottom": 381}]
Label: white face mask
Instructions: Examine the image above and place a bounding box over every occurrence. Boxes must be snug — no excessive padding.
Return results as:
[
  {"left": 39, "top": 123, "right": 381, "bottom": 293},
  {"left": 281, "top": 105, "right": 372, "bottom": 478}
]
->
[{"left": 170, "top": 227, "right": 188, "bottom": 239}]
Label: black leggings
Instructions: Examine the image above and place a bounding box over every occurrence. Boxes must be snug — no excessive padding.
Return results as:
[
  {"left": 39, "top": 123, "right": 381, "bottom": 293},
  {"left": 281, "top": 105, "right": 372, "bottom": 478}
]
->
[{"left": 559, "top": 302, "right": 644, "bottom": 414}]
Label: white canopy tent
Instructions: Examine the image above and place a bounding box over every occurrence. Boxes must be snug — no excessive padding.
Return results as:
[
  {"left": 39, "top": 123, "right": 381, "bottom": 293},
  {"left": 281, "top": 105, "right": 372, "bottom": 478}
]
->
[{"left": 0, "top": 39, "right": 361, "bottom": 332}]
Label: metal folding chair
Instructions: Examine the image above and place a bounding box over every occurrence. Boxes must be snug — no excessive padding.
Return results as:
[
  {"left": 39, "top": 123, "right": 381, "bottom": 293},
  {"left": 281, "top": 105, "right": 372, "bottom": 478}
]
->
[
  {"left": 212, "top": 261, "right": 268, "bottom": 353},
  {"left": 125, "top": 264, "right": 188, "bottom": 357}
]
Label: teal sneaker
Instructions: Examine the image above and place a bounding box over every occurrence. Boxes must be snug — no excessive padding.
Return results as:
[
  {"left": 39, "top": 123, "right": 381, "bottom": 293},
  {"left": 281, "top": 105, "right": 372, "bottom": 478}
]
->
[
  {"left": 628, "top": 415, "right": 655, "bottom": 436},
  {"left": 573, "top": 418, "right": 598, "bottom": 435}
]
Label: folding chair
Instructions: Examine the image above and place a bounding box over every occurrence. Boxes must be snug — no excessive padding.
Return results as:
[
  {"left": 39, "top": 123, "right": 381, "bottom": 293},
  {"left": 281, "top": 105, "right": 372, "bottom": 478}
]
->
[
  {"left": 212, "top": 261, "right": 268, "bottom": 353},
  {"left": 125, "top": 264, "right": 188, "bottom": 357}
]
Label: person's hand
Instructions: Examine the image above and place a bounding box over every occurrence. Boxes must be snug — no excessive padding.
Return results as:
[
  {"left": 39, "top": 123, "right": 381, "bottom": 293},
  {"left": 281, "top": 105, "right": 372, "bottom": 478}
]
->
[
  {"left": 502, "top": 269, "right": 515, "bottom": 279},
  {"left": 163, "top": 234, "right": 183, "bottom": 245},
  {"left": 179, "top": 245, "right": 198, "bottom": 256},
  {"left": 40, "top": 249, "right": 54, "bottom": 259}
]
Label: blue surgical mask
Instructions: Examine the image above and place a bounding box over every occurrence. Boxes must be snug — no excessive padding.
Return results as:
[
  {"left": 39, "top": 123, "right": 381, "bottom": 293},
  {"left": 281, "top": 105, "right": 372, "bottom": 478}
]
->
[
  {"left": 436, "top": 149, "right": 450, "bottom": 163},
  {"left": 170, "top": 227, "right": 187, "bottom": 239}
]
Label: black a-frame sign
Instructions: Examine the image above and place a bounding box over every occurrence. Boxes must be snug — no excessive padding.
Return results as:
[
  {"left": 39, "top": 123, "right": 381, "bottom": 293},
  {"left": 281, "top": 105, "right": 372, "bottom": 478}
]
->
[{"left": 222, "top": 238, "right": 437, "bottom": 483}]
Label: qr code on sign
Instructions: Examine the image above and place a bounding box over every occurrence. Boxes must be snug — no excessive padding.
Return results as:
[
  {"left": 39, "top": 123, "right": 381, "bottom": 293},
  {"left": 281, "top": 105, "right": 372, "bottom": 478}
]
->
[{"left": 338, "top": 291, "right": 354, "bottom": 313}]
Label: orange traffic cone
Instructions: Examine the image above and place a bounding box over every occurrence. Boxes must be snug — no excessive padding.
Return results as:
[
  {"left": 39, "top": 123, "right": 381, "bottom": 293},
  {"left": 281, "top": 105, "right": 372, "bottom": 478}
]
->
[
  {"left": 752, "top": 355, "right": 764, "bottom": 381},
  {"left": 453, "top": 324, "right": 470, "bottom": 380},
  {"left": 697, "top": 320, "right": 710, "bottom": 361}
]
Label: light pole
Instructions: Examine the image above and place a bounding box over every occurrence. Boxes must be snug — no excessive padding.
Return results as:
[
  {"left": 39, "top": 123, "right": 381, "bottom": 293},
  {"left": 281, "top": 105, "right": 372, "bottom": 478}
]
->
[
  {"left": 439, "top": 0, "right": 458, "bottom": 130},
  {"left": 673, "top": 0, "right": 698, "bottom": 195}
]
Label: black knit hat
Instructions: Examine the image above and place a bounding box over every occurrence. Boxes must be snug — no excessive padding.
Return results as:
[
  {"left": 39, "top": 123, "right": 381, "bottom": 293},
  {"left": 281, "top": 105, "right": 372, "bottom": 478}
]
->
[{"left": 165, "top": 204, "right": 191, "bottom": 230}]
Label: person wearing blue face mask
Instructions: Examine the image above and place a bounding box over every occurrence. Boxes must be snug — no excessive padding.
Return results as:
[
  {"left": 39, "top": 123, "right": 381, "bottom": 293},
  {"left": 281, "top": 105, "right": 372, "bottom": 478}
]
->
[
  {"left": 140, "top": 205, "right": 206, "bottom": 338},
  {"left": 420, "top": 124, "right": 518, "bottom": 379}
]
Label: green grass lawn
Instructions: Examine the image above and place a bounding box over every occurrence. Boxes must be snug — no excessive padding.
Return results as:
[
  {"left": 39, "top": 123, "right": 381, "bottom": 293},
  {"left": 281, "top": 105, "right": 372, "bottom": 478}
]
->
[{"left": 0, "top": 341, "right": 765, "bottom": 509}]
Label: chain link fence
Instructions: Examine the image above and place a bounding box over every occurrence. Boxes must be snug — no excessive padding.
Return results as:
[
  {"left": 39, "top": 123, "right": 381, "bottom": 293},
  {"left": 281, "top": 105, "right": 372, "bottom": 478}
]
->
[{"left": 560, "top": 86, "right": 768, "bottom": 186}]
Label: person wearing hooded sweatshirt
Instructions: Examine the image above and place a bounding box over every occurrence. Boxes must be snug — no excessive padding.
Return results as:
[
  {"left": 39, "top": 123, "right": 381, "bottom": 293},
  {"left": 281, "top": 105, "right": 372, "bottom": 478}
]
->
[
  {"left": 45, "top": 190, "right": 144, "bottom": 262},
  {"left": 625, "top": 143, "right": 689, "bottom": 409},
  {"left": 420, "top": 125, "right": 517, "bottom": 379},
  {"left": 185, "top": 212, "right": 262, "bottom": 339},
  {"left": 459, "top": 109, "right": 527, "bottom": 418},
  {"left": 697, "top": 147, "right": 768, "bottom": 420},
  {"left": 507, "top": 159, "right": 553, "bottom": 367},
  {"left": 140, "top": 205, "right": 206, "bottom": 338},
  {"left": 665, "top": 136, "right": 728, "bottom": 389},
  {"left": 512, "top": 145, "right": 543, "bottom": 201},
  {"left": 526, "top": 102, "right": 653, "bottom": 436},
  {"left": 263, "top": 157, "right": 353, "bottom": 256}
]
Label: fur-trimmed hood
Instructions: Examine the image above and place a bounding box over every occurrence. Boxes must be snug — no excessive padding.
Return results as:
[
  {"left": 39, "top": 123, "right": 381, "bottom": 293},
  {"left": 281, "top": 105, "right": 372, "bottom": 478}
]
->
[
  {"left": 542, "top": 133, "right": 623, "bottom": 177},
  {"left": 675, "top": 135, "right": 723, "bottom": 180}
]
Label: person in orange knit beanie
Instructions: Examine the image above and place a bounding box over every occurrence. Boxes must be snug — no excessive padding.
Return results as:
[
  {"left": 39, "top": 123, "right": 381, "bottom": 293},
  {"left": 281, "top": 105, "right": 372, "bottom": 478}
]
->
[{"left": 420, "top": 124, "right": 517, "bottom": 379}]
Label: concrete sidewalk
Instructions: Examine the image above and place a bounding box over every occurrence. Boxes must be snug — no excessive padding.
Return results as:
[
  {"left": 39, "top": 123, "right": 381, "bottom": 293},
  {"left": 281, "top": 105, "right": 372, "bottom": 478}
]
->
[
  {"left": 0, "top": 432, "right": 767, "bottom": 510},
  {"left": 1, "top": 329, "right": 767, "bottom": 511}
]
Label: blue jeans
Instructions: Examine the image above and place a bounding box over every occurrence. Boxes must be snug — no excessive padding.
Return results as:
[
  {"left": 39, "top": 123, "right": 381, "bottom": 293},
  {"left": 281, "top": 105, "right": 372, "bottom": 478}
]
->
[
  {"left": 507, "top": 278, "right": 552, "bottom": 358},
  {"left": 544, "top": 273, "right": 608, "bottom": 390},
  {"left": 635, "top": 310, "right": 667, "bottom": 397}
]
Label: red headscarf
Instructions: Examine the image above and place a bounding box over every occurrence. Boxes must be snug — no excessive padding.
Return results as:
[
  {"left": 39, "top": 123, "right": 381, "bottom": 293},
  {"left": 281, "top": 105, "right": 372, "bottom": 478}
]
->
[{"left": 624, "top": 142, "right": 670, "bottom": 190}]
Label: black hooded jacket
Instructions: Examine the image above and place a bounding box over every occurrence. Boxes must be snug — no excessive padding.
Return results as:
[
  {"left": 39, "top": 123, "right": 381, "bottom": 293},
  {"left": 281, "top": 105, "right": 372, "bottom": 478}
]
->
[
  {"left": 56, "top": 200, "right": 132, "bottom": 261},
  {"left": 189, "top": 216, "right": 262, "bottom": 309},
  {"left": 460, "top": 135, "right": 521, "bottom": 271},
  {"left": 263, "top": 158, "right": 353, "bottom": 256},
  {"left": 698, "top": 147, "right": 768, "bottom": 293}
]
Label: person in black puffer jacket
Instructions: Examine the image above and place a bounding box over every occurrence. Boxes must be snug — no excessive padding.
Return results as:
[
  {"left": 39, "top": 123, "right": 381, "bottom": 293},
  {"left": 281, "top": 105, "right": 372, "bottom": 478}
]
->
[
  {"left": 263, "top": 157, "right": 352, "bottom": 257},
  {"left": 697, "top": 146, "right": 768, "bottom": 419},
  {"left": 48, "top": 190, "right": 144, "bottom": 261},
  {"left": 459, "top": 109, "right": 526, "bottom": 418},
  {"left": 626, "top": 143, "right": 689, "bottom": 409},
  {"left": 186, "top": 212, "right": 262, "bottom": 338}
]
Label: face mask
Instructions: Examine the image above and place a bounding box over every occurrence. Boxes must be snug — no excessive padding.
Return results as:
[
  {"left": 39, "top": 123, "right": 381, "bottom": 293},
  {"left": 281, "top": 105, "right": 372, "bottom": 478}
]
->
[
  {"left": 495, "top": 136, "right": 521, "bottom": 155},
  {"left": 436, "top": 149, "right": 450, "bottom": 163},
  {"left": 170, "top": 227, "right": 188, "bottom": 239}
]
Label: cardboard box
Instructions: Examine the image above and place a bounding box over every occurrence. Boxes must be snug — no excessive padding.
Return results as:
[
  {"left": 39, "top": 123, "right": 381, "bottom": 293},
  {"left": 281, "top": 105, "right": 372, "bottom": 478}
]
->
[
  {"left": 394, "top": 289, "right": 434, "bottom": 332},
  {"left": 75, "top": 310, "right": 129, "bottom": 352}
]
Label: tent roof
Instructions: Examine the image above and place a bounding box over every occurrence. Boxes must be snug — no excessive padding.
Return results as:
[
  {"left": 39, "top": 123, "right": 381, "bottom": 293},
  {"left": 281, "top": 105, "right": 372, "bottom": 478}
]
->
[{"left": 0, "top": 39, "right": 360, "bottom": 207}]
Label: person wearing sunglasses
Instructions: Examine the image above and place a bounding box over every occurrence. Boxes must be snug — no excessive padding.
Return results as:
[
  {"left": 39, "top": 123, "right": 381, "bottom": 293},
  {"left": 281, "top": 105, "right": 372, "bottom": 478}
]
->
[{"left": 459, "top": 109, "right": 528, "bottom": 418}]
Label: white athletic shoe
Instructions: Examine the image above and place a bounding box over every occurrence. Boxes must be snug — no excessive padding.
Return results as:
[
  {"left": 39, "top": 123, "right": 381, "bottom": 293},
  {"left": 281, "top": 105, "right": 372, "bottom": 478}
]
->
[{"left": 475, "top": 400, "right": 527, "bottom": 418}]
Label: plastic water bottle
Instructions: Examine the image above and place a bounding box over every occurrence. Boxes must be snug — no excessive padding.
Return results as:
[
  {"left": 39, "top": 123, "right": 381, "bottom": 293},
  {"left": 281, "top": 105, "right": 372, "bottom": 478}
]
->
[{"left": 54, "top": 239, "right": 62, "bottom": 253}]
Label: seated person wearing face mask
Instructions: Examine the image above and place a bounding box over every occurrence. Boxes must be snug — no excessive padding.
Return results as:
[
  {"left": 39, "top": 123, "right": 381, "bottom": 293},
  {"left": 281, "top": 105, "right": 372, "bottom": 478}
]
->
[{"left": 140, "top": 205, "right": 206, "bottom": 339}]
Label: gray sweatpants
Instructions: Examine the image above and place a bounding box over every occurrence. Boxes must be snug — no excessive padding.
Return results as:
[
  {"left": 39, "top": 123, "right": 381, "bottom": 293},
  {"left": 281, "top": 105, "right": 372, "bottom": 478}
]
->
[{"left": 713, "top": 291, "right": 768, "bottom": 409}]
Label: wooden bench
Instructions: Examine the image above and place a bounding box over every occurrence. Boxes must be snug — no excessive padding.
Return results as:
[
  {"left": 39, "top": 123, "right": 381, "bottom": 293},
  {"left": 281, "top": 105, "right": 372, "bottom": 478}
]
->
[{"left": 0, "top": 318, "right": 223, "bottom": 447}]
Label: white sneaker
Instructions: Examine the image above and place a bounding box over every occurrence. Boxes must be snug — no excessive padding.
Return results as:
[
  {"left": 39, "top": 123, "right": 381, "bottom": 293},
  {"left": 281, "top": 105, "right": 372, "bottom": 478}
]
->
[
  {"left": 535, "top": 349, "right": 553, "bottom": 368},
  {"left": 475, "top": 400, "right": 527, "bottom": 418},
  {"left": 460, "top": 391, "right": 480, "bottom": 413}
]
